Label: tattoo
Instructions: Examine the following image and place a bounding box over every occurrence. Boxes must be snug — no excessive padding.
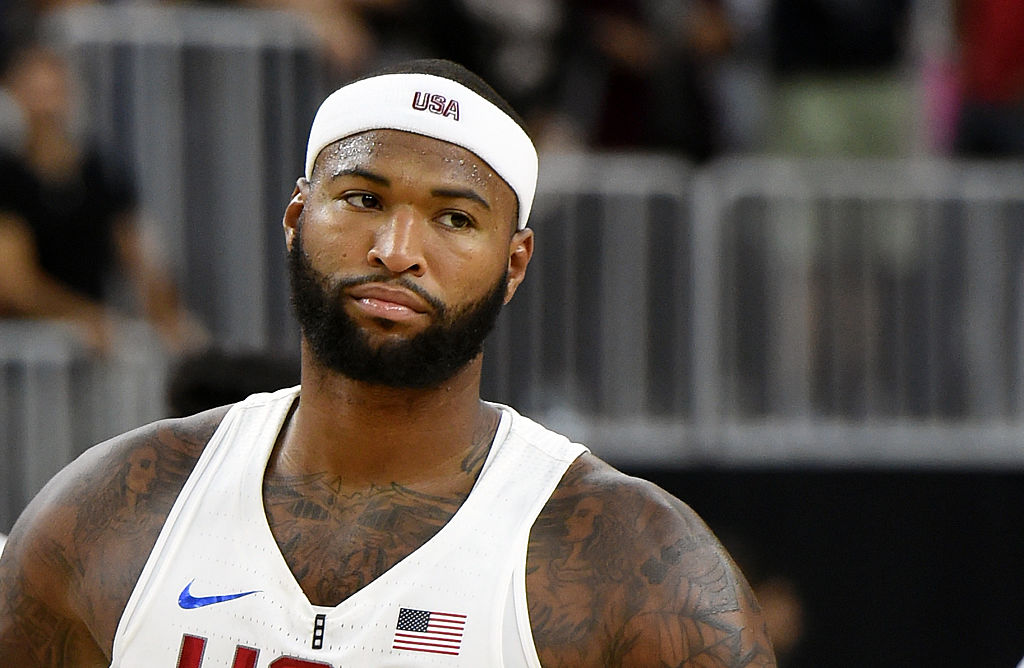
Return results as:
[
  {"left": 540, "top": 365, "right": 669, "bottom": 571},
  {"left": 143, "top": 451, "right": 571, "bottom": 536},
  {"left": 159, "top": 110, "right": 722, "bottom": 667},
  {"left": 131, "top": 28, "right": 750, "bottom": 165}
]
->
[
  {"left": 528, "top": 460, "right": 776, "bottom": 667},
  {"left": 264, "top": 474, "right": 470, "bottom": 606},
  {"left": 0, "top": 535, "right": 75, "bottom": 665},
  {"left": 0, "top": 408, "right": 225, "bottom": 665},
  {"left": 0, "top": 575, "right": 107, "bottom": 666},
  {"left": 68, "top": 418, "right": 215, "bottom": 646},
  {"left": 460, "top": 407, "right": 499, "bottom": 474},
  {"left": 263, "top": 406, "right": 498, "bottom": 606}
]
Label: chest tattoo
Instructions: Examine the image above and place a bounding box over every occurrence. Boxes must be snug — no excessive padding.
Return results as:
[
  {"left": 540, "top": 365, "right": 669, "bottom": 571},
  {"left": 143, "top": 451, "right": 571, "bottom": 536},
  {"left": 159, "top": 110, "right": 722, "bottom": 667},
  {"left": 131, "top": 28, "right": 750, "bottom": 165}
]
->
[{"left": 262, "top": 472, "right": 470, "bottom": 606}]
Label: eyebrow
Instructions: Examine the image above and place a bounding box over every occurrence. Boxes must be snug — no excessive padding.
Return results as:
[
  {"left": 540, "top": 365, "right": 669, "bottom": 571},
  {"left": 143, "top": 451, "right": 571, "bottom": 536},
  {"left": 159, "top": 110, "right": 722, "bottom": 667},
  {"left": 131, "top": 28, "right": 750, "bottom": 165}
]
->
[
  {"left": 431, "top": 187, "right": 491, "bottom": 210},
  {"left": 328, "top": 167, "right": 390, "bottom": 186},
  {"left": 328, "top": 167, "right": 491, "bottom": 210}
]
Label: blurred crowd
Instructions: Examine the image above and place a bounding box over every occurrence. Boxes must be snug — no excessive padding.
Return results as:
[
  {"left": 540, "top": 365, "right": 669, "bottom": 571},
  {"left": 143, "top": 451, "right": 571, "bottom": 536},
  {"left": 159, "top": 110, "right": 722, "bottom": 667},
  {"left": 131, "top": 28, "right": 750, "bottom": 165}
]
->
[
  {"left": 0, "top": 0, "right": 1022, "bottom": 362},
  {"left": 0, "top": 5, "right": 1021, "bottom": 664},
  {"left": 4, "top": 0, "right": 1022, "bottom": 157}
]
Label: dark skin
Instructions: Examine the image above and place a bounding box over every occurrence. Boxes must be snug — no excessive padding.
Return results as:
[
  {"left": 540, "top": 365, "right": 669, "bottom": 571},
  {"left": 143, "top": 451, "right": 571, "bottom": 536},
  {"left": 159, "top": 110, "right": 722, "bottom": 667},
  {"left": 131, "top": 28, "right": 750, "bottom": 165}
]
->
[{"left": 0, "top": 129, "right": 775, "bottom": 666}]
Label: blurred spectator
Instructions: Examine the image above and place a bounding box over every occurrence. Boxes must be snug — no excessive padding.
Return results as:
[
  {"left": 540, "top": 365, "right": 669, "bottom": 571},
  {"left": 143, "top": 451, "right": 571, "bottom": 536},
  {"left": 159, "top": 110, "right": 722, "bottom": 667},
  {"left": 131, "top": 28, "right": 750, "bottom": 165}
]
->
[
  {"left": 0, "top": 44, "right": 206, "bottom": 353},
  {"left": 433, "top": 0, "right": 566, "bottom": 133},
  {"left": 952, "top": 0, "right": 1024, "bottom": 157},
  {"left": 232, "top": 0, "right": 397, "bottom": 75},
  {"left": 203, "top": 0, "right": 456, "bottom": 78},
  {"left": 544, "top": 0, "right": 735, "bottom": 161},
  {"left": 768, "top": 0, "right": 914, "bottom": 156}
]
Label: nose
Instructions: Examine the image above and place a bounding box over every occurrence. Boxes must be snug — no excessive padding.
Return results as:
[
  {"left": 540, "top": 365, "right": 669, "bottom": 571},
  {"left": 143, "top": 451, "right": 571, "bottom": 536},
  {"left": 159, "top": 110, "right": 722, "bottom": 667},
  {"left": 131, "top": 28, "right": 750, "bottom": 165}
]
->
[{"left": 366, "top": 206, "right": 426, "bottom": 276}]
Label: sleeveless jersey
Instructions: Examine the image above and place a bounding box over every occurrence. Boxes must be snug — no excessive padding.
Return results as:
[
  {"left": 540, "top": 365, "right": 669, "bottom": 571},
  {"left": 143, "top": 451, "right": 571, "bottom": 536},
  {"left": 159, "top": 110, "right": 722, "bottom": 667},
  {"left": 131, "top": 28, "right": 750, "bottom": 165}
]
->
[{"left": 111, "top": 387, "right": 588, "bottom": 667}]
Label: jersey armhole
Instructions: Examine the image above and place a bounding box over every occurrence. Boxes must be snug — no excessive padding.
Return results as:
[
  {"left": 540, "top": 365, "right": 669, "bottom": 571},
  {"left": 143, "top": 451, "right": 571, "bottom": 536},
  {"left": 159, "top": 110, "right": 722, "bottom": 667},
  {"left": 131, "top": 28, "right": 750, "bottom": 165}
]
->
[{"left": 510, "top": 550, "right": 543, "bottom": 668}]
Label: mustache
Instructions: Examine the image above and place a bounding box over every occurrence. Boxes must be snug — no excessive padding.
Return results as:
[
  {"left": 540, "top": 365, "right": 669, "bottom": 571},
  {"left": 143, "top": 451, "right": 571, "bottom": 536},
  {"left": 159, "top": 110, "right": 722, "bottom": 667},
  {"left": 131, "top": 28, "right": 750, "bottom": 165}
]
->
[{"left": 325, "top": 273, "right": 447, "bottom": 314}]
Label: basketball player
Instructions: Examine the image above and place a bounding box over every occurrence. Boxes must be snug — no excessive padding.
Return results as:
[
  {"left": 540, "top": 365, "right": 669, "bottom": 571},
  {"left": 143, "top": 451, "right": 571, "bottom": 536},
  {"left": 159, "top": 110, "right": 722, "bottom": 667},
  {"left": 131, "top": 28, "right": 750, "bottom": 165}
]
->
[{"left": 0, "top": 59, "right": 775, "bottom": 666}]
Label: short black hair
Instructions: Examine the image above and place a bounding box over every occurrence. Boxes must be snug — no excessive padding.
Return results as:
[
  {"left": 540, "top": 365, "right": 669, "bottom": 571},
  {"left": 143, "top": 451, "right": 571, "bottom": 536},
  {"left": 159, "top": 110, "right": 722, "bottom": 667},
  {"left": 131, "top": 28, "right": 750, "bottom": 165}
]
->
[{"left": 353, "top": 59, "right": 530, "bottom": 137}]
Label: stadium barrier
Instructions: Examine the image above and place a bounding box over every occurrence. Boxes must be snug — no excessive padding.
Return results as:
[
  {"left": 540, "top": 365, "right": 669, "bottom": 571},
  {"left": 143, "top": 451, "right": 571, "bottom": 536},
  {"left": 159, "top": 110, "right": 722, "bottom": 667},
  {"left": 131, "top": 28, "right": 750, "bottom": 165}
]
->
[
  {"left": 42, "top": 4, "right": 329, "bottom": 352},
  {"left": 5, "top": 5, "right": 1024, "bottom": 530},
  {"left": 498, "top": 155, "right": 1024, "bottom": 467},
  {"left": 0, "top": 321, "right": 168, "bottom": 530}
]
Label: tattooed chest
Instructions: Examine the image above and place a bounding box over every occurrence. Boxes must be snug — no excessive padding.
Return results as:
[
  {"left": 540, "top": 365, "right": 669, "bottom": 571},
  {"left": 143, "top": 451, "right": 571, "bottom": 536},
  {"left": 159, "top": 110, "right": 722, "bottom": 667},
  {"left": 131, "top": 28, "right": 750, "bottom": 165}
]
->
[{"left": 262, "top": 479, "right": 467, "bottom": 607}]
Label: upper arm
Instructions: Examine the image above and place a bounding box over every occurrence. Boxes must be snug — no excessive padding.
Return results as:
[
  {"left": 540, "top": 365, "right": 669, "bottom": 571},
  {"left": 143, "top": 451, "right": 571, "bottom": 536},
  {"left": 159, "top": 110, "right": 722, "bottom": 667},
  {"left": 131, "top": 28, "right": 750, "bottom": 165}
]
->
[
  {"left": 527, "top": 454, "right": 776, "bottom": 667},
  {"left": 0, "top": 454, "right": 112, "bottom": 667},
  {"left": 611, "top": 491, "right": 775, "bottom": 667},
  {"left": 0, "top": 406, "right": 228, "bottom": 666}
]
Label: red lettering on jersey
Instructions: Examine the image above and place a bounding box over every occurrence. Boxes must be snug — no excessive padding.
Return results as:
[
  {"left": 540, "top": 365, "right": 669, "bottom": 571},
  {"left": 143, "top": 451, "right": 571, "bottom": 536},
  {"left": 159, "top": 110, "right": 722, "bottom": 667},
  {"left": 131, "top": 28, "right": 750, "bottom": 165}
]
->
[
  {"left": 233, "top": 646, "right": 260, "bottom": 668},
  {"left": 175, "top": 634, "right": 331, "bottom": 667},
  {"left": 269, "top": 658, "right": 333, "bottom": 667},
  {"left": 177, "top": 635, "right": 207, "bottom": 668}
]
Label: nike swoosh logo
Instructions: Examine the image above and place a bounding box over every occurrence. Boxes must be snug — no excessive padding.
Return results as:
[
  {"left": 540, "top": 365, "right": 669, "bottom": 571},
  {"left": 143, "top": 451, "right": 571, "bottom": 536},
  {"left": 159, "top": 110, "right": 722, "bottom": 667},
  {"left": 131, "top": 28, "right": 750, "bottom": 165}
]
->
[{"left": 178, "top": 580, "right": 260, "bottom": 609}]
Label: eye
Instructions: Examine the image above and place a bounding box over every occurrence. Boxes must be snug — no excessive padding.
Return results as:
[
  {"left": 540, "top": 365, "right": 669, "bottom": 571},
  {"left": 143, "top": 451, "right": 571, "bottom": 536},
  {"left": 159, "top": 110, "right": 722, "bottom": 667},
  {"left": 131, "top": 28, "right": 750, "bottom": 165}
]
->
[
  {"left": 437, "top": 211, "right": 474, "bottom": 229},
  {"left": 341, "top": 191, "right": 382, "bottom": 210}
]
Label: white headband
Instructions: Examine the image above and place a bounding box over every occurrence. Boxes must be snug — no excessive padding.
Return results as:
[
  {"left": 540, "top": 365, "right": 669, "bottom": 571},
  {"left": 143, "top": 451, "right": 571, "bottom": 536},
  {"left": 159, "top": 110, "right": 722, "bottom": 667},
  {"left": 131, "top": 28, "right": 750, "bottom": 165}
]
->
[{"left": 305, "top": 72, "right": 538, "bottom": 230}]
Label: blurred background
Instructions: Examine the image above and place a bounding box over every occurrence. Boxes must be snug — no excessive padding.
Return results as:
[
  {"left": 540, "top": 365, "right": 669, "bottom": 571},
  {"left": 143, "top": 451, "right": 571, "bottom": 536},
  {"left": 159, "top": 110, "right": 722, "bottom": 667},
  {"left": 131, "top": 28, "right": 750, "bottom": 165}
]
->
[{"left": 1, "top": 0, "right": 1024, "bottom": 664}]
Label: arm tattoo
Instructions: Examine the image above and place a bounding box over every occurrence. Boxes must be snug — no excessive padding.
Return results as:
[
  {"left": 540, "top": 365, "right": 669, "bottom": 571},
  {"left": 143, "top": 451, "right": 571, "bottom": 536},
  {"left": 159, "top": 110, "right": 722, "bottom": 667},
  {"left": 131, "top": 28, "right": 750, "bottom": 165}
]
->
[
  {"left": 0, "top": 410, "right": 223, "bottom": 666},
  {"left": 66, "top": 419, "right": 213, "bottom": 643},
  {"left": 0, "top": 574, "right": 106, "bottom": 666},
  {"left": 528, "top": 462, "right": 777, "bottom": 667},
  {"left": 0, "top": 536, "right": 88, "bottom": 666}
]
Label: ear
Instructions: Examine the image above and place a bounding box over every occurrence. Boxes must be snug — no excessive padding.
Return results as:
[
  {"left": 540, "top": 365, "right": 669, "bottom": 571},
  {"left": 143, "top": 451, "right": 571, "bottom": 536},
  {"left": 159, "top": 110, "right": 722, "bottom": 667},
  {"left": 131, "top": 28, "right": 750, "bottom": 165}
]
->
[
  {"left": 282, "top": 178, "right": 308, "bottom": 251},
  {"left": 503, "top": 227, "right": 534, "bottom": 303}
]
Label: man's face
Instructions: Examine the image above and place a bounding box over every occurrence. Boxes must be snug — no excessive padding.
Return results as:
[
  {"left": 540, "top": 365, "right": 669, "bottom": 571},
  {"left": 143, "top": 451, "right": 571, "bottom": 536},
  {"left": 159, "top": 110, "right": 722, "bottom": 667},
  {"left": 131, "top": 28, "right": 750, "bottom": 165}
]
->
[
  {"left": 285, "top": 129, "right": 532, "bottom": 388},
  {"left": 288, "top": 221, "right": 508, "bottom": 388}
]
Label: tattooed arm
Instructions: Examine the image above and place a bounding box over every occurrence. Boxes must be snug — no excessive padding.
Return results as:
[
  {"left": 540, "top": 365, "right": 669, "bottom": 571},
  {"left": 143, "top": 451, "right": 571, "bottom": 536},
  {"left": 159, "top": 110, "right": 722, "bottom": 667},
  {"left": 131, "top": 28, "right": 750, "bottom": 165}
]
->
[
  {"left": 527, "top": 454, "right": 776, "bottom": 667},
  {"left": 0, "top": 406, "right": 228, "bottom": 666}
]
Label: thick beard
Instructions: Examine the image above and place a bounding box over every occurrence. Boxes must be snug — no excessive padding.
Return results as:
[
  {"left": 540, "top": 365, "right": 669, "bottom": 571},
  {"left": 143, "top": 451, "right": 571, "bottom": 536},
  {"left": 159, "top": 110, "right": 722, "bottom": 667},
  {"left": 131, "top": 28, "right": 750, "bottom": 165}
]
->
[{"left": 287, "top": 223, "right": 508, "bottom": 389}]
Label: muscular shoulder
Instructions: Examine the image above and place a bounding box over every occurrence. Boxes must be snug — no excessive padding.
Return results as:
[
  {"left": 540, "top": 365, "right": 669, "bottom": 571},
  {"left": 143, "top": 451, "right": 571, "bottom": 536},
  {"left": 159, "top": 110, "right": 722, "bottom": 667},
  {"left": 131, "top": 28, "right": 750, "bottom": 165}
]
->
[
  {"left": 0, "top": 405, "right": 230, "bottom": 665},
  {"left": 526, "top": 453, "right": 776, "bottom": 667}
]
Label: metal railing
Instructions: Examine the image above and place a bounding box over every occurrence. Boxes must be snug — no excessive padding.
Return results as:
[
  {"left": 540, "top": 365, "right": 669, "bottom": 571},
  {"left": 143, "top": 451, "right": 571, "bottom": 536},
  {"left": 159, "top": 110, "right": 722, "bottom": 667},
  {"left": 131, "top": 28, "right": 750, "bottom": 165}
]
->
[
  {"left": 6, "top": 7, "right": 1024, "bottom": 533},
  {"left": 4, "top": 161, "right": 1024, "bottom": 525},
  {"left": 42, "top": 4, "right": 331, "bottom": 352},
  {"left": 487, "top": 155, "right": 1024, "bottom": 468},
  {"left": 0, "top": 321, "right": 169, "bottom": 530}
]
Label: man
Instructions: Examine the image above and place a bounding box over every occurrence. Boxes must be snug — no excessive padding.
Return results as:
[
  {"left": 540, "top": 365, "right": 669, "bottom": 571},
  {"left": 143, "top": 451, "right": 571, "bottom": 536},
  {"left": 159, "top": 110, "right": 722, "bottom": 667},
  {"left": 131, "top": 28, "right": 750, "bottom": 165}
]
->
[
  {"left": 0, "top": 59, "right": 775, "bottom": 666},
  {"left": 0, "top": 44, "right": 204, "bottom": 353}
]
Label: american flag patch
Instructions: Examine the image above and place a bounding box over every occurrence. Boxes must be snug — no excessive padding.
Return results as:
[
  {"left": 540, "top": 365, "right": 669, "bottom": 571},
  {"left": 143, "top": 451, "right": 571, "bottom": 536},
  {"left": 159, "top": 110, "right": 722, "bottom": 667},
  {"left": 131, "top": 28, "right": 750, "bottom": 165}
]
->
[{"left": 392, "top": 607, "right": 467, "bottom": 656}]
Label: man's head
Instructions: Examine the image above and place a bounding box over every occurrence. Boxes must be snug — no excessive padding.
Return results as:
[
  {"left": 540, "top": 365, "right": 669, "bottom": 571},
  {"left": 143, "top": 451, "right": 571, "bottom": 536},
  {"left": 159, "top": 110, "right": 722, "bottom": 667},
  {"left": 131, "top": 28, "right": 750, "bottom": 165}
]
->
[
  {"left": 285, "top": 60, "right": 536, "bottom": 388},
  {"left": 304, "top": 59, "right": 537, "bottom": 231}
]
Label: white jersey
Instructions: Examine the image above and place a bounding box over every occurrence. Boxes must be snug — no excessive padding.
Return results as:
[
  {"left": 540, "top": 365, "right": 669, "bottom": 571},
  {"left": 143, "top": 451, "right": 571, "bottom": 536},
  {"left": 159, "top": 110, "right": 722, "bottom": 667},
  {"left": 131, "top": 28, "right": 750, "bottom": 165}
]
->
[{"left": 112, "top": 387, "right": 587, "bottom": 667}]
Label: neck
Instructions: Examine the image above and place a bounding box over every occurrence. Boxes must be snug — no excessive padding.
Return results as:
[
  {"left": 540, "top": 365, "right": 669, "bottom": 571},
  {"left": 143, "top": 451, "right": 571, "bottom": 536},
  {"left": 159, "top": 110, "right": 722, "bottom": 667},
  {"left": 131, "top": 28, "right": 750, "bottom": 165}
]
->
[{"left": 275, "top": 345, "right": 496, "bottom": 487}]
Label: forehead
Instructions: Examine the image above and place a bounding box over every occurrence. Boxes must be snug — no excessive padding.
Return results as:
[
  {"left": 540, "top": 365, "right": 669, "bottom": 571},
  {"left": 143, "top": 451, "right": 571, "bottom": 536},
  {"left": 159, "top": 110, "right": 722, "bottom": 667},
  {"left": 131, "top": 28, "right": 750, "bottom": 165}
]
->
[{"left": 312, "top": 129, "right": 515, "bottom": 202}]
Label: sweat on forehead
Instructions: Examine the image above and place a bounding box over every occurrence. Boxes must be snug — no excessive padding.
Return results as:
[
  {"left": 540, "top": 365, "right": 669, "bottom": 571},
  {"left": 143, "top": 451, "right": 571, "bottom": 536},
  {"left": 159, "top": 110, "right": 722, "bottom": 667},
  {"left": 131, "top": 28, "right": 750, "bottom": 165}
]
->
[
  {"left": 304, "top": 63, "right": 538, "bottom": 230},
  {"left": 312, "top": 131, "right": 497, "bottom": 183}
]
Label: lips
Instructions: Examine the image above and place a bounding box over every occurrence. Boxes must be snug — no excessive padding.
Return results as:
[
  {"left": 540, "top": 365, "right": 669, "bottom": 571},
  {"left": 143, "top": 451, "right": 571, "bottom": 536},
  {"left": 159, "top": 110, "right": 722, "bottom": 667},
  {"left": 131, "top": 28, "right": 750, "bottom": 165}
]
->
[{"left": 347, "top": 283, "right": 432, "bottom": 320}]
